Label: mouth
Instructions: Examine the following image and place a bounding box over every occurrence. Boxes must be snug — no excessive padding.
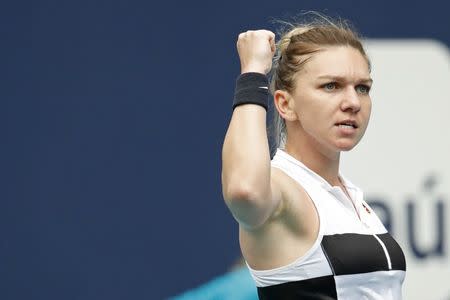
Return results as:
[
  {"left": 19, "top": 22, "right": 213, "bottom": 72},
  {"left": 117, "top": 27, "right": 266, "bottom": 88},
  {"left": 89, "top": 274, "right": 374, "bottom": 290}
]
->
[{"left": 335, "top": 120, "right": 358, "bottom": 129}]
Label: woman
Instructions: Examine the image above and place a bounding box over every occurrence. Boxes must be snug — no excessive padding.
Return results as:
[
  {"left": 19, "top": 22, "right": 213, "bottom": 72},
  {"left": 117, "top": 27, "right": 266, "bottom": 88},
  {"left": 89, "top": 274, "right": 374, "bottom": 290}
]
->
[{"left": 221, "top": 17, "right": 406, "bottom": 299}]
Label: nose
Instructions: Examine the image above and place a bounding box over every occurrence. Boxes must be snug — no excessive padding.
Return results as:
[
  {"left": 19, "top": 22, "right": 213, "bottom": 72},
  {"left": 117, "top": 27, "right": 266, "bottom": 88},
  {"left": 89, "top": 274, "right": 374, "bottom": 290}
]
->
[{"left": 340, "top": 87, "right": 361, "bottom": 113}]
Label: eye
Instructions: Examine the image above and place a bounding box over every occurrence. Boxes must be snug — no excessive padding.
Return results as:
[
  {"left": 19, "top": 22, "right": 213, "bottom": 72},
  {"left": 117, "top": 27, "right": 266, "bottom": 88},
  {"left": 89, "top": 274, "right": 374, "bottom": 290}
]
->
[
  {"left": 356, "top": 84, "right": 371, "bottom": 94},
  {"left": 323, "top": 82, "right": 337, "bottom": 91}
]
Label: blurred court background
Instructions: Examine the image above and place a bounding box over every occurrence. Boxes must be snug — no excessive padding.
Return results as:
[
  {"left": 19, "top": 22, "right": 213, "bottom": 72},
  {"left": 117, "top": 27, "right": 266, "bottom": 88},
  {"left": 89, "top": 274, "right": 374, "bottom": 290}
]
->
[{"left": 3, "top": 0, "right": 449, "bottom": 299}]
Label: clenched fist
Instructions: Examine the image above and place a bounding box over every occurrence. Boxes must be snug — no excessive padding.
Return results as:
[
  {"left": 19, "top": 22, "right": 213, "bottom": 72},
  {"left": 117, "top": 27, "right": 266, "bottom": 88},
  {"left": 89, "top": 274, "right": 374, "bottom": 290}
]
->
[{"left": 236, "top": 30, "right": 276, "bottom": 75}]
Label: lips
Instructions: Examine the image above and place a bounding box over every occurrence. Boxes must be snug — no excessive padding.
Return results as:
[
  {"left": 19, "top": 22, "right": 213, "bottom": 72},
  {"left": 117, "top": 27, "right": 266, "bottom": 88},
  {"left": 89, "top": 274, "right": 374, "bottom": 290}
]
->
[{"left": 335, "top": 120, "right": 358, "bottom": 128}]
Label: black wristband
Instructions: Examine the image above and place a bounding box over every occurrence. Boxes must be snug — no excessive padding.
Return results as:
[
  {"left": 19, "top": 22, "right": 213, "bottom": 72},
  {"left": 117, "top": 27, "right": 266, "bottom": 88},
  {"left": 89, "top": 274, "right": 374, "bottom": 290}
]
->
[{"left": 232, "top": 72, "right": 269, "bottom": 111}]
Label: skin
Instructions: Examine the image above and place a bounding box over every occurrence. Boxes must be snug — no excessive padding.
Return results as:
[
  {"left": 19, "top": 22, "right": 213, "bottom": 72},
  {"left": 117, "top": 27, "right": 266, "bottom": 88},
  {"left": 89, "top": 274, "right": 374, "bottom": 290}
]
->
[
  {"left": 275, "top": 46, "right": 372, "bottom": 186},
  {"left": 222, "top": 30, "right": 372, "bottom": 270}
]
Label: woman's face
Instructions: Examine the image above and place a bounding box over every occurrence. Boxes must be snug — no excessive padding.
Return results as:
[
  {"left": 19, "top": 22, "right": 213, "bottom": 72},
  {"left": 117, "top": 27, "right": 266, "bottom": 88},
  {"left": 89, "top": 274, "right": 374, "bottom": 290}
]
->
[{"left": 290, "top": 46, "right": 372, "bottom": 154}]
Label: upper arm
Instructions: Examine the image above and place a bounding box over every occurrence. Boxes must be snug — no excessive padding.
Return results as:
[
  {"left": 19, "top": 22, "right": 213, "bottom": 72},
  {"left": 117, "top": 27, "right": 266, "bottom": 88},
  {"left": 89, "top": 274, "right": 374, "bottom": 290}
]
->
[{"left": 223, "top": 166, "right": 286, "bottom": 230}]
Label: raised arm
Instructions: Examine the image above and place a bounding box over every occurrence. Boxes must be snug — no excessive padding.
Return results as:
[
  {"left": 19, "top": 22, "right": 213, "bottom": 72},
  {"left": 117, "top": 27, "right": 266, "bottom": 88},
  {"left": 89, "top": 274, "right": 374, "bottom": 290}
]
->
[{"left": 221, "top": 30, "right": 282, "bottom": 230}]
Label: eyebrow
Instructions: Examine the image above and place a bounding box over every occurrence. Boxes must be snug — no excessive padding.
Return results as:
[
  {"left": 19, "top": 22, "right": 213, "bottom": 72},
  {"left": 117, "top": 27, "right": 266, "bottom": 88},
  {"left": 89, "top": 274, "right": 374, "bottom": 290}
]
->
[{"left": 317, "top": 75, "right": 373, "bottom": 84}]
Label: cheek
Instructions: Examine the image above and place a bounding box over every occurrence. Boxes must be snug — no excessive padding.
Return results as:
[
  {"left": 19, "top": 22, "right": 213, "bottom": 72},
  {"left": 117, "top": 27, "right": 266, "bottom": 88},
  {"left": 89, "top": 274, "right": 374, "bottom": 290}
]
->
[
  {"left": 300, "top": 101, "right": 334, "bottom": 134},
  {"left": 363, "top": 100, "right": 372, "bottom": 122},
  {"left": 299, "top": 94, "right": 329, "bottom": 116},
  {"left": 300, "top": 108, "right": 329, "bottom": 138}
]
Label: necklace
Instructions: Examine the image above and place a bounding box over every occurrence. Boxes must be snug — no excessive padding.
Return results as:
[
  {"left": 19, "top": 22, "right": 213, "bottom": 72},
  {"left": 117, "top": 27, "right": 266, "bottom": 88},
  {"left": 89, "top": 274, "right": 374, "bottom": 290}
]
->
[{"left": 338, "top": 177, "right": 361, "bottom": 221}]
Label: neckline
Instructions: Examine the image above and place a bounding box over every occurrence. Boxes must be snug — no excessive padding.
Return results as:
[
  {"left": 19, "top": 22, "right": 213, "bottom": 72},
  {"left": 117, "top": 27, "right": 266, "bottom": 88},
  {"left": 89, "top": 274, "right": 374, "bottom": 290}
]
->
[
  {"left": 275, "top": 148, "right": 357, "bottom": 193},
  {"left": 275, "top": 148, "right": 363, "bottom": 220}
]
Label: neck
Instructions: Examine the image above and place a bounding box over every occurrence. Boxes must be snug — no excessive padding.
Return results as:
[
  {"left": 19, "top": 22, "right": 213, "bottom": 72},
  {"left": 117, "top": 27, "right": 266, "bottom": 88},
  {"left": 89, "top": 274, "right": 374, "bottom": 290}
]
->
[{"left": 284, "top": 129, "right": 341, "bottom": 187}]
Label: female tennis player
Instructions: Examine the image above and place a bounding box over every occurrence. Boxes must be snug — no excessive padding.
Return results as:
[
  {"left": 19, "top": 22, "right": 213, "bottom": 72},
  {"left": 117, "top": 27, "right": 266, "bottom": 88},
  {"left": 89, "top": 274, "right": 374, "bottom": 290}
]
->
[{"left": 222, "top": 16, "right": 406, "bottom": 299}]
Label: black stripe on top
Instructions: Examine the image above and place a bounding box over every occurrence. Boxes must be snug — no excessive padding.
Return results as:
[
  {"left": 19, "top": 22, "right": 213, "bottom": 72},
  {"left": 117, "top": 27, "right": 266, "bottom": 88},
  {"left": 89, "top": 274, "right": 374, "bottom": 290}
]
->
[
  {"left": 321, "top": 233, "right": 406, "bottom": 276},
  {"left": 377, "top": 233, "right": 407, "bottom": 271},
  {"left": 257, "top": 275, "right": 337, "bottom": 300}
]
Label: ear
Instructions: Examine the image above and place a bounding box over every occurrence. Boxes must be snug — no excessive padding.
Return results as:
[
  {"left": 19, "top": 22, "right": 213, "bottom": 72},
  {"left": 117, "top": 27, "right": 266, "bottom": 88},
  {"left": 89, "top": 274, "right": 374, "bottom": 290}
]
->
[{"left": 273, "top": 90, "right": 298, "bottom": 121}]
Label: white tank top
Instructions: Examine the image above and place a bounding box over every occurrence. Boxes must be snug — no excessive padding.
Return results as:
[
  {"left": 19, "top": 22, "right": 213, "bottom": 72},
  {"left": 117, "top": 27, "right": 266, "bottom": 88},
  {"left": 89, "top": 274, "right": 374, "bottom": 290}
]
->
[{"left": 247, "top": 149, "right": 406, "bottom": 300}]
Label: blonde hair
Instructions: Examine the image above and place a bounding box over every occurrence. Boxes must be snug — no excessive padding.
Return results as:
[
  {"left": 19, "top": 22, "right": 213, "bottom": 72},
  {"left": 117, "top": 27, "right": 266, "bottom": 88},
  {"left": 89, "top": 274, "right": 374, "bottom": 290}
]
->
[{"left": 268, "top": 13, "right": 370, "bottom": 152}]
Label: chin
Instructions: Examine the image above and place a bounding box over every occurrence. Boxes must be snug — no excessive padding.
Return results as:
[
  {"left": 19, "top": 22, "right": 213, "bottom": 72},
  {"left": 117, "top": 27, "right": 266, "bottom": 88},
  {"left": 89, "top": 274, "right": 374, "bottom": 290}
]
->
[
  {"left": 335, "top": 141, "right": 358, "bottom": 152},
  {"left": 334, "top": 135, "right": 363, "bottom": 151}
]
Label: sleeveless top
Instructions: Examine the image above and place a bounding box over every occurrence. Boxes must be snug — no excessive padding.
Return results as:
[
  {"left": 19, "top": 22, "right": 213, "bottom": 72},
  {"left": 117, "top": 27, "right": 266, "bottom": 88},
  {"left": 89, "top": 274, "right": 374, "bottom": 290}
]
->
[{"left": 247, "top": 149, "right": 406, "bottom": 300}]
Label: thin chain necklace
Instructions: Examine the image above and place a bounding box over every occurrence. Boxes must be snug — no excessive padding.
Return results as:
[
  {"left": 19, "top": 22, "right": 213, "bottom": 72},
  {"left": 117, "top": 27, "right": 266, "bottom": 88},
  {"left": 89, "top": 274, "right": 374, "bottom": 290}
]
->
[{"left": 338, "top": 177, "right": 361, "bottom": 221}]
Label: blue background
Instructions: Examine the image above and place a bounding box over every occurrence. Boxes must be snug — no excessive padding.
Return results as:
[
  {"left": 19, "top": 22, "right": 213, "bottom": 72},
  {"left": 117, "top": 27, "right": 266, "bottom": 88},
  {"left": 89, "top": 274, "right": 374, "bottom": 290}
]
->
[{"left": 3, "top": 0, "right": 449, "bottom": 299}]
